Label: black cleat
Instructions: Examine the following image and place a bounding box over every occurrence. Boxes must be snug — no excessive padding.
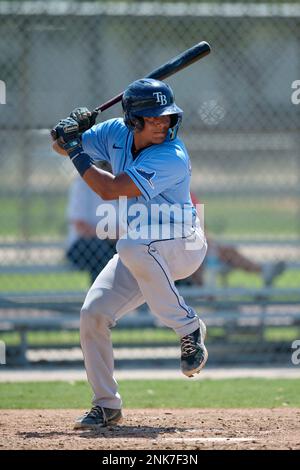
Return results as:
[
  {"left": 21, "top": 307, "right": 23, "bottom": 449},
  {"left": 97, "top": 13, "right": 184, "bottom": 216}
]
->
[
  {"left": 181, "top": 320, "right": 208, "bottom": 377},
  {"left": 74, "top": 406, "right": 123, "bottom": 429}
]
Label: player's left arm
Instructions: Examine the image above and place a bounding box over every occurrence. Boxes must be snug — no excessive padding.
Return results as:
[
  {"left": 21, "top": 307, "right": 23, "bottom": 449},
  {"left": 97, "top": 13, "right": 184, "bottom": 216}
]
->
[{"left": 83, "top": 166, "right": 142, "bottom": 200}]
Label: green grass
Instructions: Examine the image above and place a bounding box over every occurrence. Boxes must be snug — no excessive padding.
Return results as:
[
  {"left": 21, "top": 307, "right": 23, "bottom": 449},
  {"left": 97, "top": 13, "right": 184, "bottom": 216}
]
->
[
  {"left": 0, "top": 325, "right": 299, "bottom": 347},
  {"left": 224, "top": 269, "right": 300, "bottom": 289},
  {"left": 0, "top": 195, "right": 298, "bottom": 239},
  {"left": 0, "top": 195, "right": 67, "bottom": 238},
  {"left": 264, "top": 327, "right": 300, "bottom": 342},
  {"left": 0, "top": 328, "right": 177, "bottom": 347},
  {"left": 0, "top": 379, "right": 299, "bottom": 409},
  {"left": 0, "top": 268, "right": 299, "bottom": 293},
  {"left": 12, "top": 0, "right": 300, "bottom": 3},
  {"left": 0, "top": 272, "right": 90, "bottom": 292},
  {"left": 202, "top": 197, "right": 299, "bottom": 237}
]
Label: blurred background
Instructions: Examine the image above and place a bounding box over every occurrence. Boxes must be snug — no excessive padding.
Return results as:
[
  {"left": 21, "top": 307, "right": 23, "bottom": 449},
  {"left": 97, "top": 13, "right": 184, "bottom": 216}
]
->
[{"left": 0, "top": 0, "right": 299, "bottom": 368}]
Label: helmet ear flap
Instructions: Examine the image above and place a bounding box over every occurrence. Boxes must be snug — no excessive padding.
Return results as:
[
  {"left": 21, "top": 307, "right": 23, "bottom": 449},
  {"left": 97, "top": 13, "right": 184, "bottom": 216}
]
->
[
  {"left": 132, "top": 116, "right": 144, "bottom": 131},
  {"left": 123, "top": 113, "right": 132, "bottom": 130},
  {"left": 170, "top": 114, "right": 179, "bottom": 128},
  {"left": 169, "top": 114, "right": 182, "bottom": 140},
  {"left": 124, "top": 113, "right": 144, "bottom": 131}
]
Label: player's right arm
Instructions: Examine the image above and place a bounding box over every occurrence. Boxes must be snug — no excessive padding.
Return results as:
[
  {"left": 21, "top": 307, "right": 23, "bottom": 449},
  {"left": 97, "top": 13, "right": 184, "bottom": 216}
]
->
[
  {"left": 52, "top": 140, "right": 68, "bottom": 156},
  {"left": 51, "top": 116, "right": 142, "bottom": 200}
]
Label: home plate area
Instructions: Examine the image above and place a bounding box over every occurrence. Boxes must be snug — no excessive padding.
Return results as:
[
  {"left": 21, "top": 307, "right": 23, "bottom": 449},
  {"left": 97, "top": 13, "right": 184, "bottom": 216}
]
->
[{"left": 1, "top": 408, "right": 300, "bottom": 450}]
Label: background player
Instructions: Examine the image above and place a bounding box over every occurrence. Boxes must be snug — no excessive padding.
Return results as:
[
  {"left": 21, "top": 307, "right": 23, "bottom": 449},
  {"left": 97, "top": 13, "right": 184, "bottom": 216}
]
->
[
  {"left": 66, "top": 164, "right": 117, "bottom": 284},
  {"left": 180, "top": 192, "right": 286, "bottom": 288},
  {"left": 52, "top": 78, "right": 208, "bottom": 429}
]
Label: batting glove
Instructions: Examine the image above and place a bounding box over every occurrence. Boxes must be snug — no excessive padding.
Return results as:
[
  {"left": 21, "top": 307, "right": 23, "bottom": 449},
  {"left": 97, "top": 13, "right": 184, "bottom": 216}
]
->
[
  {"left": 51, "top": 117, "right": 83, "bottom": 154},
  {"left": 70, "top": 107, "right": 97, "bottom": 133},
  {"left": 51, "top": 117, "right": 94, "bottom": 177}
]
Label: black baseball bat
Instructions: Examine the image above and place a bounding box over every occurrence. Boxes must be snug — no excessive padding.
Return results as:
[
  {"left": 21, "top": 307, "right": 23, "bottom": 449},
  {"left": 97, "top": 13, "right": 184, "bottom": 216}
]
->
[
  {"left": 52, "top": 41, "right": 210, "bottom": 140},
  {"left": 94, "top": 41, "right": 211, "bottom": 114}
]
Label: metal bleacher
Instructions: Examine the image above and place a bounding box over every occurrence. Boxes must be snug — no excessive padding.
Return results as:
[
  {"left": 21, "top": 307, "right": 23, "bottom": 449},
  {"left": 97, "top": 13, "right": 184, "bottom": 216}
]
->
[{"left": 0, "top": 239, "right": 299, "bottom": 366}]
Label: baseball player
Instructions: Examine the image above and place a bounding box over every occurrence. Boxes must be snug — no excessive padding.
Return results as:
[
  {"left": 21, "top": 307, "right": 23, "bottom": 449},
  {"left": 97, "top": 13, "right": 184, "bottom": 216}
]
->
[{"left": 52, "top": 79, "right": 208, "bottom": 429}]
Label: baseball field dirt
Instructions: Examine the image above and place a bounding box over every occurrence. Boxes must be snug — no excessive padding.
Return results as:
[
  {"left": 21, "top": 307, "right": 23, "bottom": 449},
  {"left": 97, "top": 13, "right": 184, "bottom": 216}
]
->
[{"left": 1, "top": 408, "right": 300, "bottom": 450}]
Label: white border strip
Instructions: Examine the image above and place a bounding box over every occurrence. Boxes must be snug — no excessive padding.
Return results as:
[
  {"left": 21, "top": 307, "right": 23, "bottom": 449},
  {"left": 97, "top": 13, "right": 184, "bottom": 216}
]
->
[{"left": 0, "top": 2, "right": 300, "bottom": 18}]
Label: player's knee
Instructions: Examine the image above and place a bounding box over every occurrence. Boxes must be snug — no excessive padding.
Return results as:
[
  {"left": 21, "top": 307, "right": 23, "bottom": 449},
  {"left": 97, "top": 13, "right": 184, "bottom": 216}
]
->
[
  {"left": 80, "top": 307, "right": 95, "bottom": 334},
  {"left": 116, "top": 238, "right": 141, "bottom": 265},
  {"left": 80, "top": 289, "right": 115, "bottom": 329},
  {"left": 80, "top": 306, "right": 112, "bottom": 333}
]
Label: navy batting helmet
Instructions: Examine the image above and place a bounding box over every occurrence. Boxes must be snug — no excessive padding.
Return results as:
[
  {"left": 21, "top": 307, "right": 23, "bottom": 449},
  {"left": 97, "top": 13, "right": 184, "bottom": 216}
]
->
[{"left": 122, "top": 78, "right": 183, "bottom": 139}]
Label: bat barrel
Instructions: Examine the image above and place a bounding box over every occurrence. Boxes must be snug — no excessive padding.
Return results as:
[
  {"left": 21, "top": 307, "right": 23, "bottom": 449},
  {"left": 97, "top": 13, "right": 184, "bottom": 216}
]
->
[{"left": 147, "top": 41, "right": 211, "bottom": 81}]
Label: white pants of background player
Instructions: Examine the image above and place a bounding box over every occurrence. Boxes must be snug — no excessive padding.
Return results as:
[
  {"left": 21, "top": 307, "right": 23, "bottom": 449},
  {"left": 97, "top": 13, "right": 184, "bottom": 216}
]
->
[{"left": 80, "top": 228, "right": 207, "bottom": 410}]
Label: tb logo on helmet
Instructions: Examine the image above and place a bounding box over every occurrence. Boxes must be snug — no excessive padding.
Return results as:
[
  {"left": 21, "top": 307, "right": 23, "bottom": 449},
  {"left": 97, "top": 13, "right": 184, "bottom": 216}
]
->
[{"left": 153, "top": 92, "right": 167, "bottom": 105}]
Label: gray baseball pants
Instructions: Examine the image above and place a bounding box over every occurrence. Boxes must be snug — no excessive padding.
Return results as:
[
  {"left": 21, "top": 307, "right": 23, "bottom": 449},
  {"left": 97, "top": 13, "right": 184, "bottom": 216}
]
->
[{"left": 80, "top": 229, "right": 207, "bottom": 409}]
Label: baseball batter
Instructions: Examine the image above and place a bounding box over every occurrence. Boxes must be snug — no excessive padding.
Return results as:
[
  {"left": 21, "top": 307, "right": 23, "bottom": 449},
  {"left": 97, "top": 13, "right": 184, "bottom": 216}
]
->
[{"left": 52, "top": 79, "right": 208, "bottom": 429}]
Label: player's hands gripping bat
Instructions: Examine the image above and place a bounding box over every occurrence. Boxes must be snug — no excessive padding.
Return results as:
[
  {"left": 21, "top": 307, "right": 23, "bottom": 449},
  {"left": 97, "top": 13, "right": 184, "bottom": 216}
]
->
[{"left": 51, "top": 107, "right": 96, "bottom": 142}]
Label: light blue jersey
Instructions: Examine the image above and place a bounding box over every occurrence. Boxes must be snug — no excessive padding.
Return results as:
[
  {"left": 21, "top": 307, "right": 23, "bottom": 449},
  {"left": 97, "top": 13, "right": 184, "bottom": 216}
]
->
[{"left": 82, "top": 118, "right": 197, "bottom": 238}]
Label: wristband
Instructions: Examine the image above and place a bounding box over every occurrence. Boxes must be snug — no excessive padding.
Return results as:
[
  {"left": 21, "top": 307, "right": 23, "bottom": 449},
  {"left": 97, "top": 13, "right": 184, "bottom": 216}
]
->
[{"left": 69, "top": 148, "right": 94, "bottom": 177}]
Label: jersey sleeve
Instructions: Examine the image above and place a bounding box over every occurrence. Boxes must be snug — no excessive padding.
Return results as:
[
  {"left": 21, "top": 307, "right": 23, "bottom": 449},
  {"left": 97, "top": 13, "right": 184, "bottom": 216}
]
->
[
  {"left": 81, "top": 119, "right": 116, "bottom": 162},
  {"left": 125, "top": 150, "right": 187, "bottom": 201}
]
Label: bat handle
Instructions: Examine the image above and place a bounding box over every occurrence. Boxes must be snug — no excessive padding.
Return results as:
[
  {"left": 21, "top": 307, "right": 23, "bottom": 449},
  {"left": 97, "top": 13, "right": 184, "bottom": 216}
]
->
[
  {"left": 94, "top": 91, "right": 124, "bottom": 114},
  {"left": 90, "top": 110, "right": 99, "bottom": 124}
]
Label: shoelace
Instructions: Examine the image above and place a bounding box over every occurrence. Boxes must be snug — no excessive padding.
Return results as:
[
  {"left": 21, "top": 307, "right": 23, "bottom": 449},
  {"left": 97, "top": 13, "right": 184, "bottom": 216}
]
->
[
  {"left": 85, "top": 406, "right": 107, "bottom": 424},
  {"left": 181, "top": 334, "right": 198, "bottom": 357}
]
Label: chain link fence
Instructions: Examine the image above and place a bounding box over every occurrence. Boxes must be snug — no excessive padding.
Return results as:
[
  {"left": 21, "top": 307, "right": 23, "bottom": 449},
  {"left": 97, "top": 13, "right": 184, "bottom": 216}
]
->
[{"left": 0, "top": 2, "right": 299, "bottom": 365}]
